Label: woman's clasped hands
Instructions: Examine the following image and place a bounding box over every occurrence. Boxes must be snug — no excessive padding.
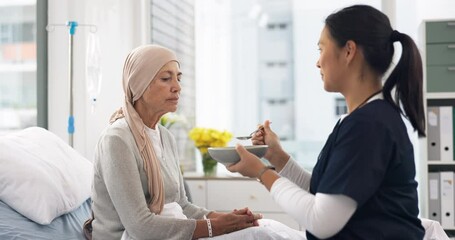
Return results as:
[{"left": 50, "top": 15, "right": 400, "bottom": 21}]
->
[{"left": 210, "top": 208, "right": 263, "bottom": 235}]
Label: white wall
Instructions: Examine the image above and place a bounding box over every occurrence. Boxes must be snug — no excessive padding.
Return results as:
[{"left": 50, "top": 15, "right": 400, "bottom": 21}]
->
[
  {"left": 194, "top": 0, "right": 233, "bottom": 130},
  {"left": 48, "top": 0, "right": 147, "bottom": 160}
]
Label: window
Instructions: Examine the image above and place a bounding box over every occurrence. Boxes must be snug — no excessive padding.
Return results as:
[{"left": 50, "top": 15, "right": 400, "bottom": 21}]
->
[
  {"left": 150, "top": 0, "right": 196, "bottom": 172},
  {"left": 335, "top": 97, "right": 348, "bottom": 116},
  {"left": 0, "top": 0, "right": 47, "bottom": 134}
]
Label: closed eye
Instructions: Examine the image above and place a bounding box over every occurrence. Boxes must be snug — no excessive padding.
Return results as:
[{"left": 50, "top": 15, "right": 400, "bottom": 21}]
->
[{"left": 177, "top": 73, "right": 182, "bottom": 82}]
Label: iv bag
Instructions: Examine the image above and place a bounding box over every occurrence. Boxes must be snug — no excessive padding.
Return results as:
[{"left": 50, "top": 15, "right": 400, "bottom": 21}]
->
[{"left": 86, "top": 33, "right": 102, "bottom": 112}]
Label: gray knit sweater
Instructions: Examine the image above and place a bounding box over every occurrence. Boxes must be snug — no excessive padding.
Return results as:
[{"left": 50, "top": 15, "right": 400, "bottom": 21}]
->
[{"left": 91, "top": 119, "right": 210, "bottom": 240}]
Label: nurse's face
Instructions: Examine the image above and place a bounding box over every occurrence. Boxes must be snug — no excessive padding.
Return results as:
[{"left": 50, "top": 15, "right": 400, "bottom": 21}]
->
[{"left": 316, "top": 26, "right": 345, "bottom": 92}]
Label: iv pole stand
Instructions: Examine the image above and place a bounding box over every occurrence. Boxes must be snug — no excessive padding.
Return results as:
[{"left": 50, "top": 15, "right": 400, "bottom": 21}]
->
[
  {"left": 67, "top": 21, "right": 76, "bottom": 147},
  {"left": 46, "top": 21, "right": 97, "bottom": 147}
]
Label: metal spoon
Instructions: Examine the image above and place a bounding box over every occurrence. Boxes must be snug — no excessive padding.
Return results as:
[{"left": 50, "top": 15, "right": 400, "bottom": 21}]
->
[{"left": 236, "top": 126, "right": 264, "bottom": 140}]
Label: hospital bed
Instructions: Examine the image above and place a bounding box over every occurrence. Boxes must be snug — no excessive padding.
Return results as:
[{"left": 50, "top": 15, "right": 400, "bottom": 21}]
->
[{"left": 0, "top": 127, "right": 92, "bottom": 239}]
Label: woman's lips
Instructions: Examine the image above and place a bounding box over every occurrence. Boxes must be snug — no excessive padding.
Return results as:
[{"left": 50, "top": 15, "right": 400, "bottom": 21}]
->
[{"left": 167, "top": 98, "right": 179, "bottom": 103}]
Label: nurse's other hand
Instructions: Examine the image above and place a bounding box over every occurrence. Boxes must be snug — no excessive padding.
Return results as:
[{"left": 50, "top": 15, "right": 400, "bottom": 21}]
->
[{"left": 253, "top": 120, "right": 289, "bottom": 169}]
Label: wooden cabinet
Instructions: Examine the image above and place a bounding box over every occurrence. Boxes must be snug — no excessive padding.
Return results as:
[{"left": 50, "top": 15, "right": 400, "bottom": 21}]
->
[{"left": 185, "top": 176, "right": 301, "bottom": 230}]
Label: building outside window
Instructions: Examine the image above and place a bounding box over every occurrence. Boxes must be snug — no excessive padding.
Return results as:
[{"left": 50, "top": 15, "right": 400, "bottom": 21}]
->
[
  {"left": 0, "top": 0, "right": 39, "bottom": 134},
  {"left": 150, "top": 0, "right": 196, "bottom": 172},
  {"left": 257, "top": 1, "right": 295, "bottom": 142},
  {"left": 196, "top": 0, "right": 335, "bottom": 172},
  {"left": 335, "top": 97, "right": 348, "bottom": 116}
]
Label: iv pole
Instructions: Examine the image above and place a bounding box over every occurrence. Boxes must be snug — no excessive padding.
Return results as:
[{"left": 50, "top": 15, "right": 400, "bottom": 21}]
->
[
  {"left": 67, "top": 21, "right": 76, "bottom": 147},
  {"left": 46, "top": 21, "right": 97, "bottom": 147}
]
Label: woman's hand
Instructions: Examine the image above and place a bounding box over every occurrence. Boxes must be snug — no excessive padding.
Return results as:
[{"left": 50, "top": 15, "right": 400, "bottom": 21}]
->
[
  {"left": 210, "top": 211, "right": 258, "bottom": 235},
  {"left": 232, "top": 207, "right": 263, "bottom": 226},
  {"left": 193, "top": 211, "right": 257, "bottom": 239},
  {"left": 251, "top": 120, "right": 290, "bottom": 171}
]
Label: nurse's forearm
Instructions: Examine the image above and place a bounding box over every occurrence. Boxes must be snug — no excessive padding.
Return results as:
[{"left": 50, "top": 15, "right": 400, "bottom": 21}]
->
[
  {"left": 279, "top": 158, "right": 312, "bottom": 191},
  {"left": 270, "top": 178, "right": 357, "bottom": 238}
]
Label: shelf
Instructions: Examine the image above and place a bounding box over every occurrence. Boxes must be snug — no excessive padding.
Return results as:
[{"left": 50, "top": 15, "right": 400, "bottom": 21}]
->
[
  {"left": 423, "top": 19, "right": 455, "bottom": 230},
  {"left": 428, "top": 164, "right": 455, "bottom": 172},
  {"left": 428, "top": 161, "right": 455, "bottom": 165},
  {"left": 426, "top": 93, "right": 455, "bottom": 99}
]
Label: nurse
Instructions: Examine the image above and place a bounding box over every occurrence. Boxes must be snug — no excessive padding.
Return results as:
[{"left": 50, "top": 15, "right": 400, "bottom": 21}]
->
[{"left": 228, "top": 4, "right": 425, "bottom": 239}]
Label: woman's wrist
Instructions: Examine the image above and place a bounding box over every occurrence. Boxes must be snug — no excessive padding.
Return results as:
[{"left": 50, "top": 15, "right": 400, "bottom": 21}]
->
[
  {"left": 206, "top": 211, "right": 221, "bottom": 218},
  {"left": 206, "top": 218, "right": 213, "bottom": 237},
  {"left": 193, "top": 219, "right": 209, "bottom": 239},
  {"left": 208, "top": 217, "right": 222, "bottom": 236},
  {"left": 193, "top": 218, "right": 219, "bottom": 239}
]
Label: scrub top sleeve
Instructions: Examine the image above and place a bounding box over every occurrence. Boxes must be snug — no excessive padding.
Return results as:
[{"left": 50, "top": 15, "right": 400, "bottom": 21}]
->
[{"left": 316, "top": 118, "right": 395, "bottom": 207}]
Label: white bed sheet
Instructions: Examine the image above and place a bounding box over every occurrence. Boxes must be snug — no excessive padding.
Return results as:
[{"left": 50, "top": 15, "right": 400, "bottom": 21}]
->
[{"left": 0, "top": 198, "right": 91, "bottom": 240}]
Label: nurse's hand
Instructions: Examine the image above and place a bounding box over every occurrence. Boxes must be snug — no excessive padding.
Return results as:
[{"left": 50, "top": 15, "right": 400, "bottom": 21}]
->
[
  {"left": 251, "top": 120, "right": 290, "bottom": 171},
  {"left": 227, "top": 144, "right": 265, "bottom": 179},
  {"left": 229, "top": 144, "right": 281, "bottom": 191}
]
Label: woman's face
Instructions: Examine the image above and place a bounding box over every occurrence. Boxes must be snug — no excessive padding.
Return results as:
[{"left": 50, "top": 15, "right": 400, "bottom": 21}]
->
[
  {"left": 316, "top": 26, "right": 345, "bottom": 92},
  {"left": 138, "top": 61, "right": 182, "bottom": 116}
]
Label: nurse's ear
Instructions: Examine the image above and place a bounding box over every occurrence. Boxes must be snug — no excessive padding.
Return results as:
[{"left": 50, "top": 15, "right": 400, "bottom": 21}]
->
[{"left": 343, "top": 40, "right": 357, "bottom": 64}]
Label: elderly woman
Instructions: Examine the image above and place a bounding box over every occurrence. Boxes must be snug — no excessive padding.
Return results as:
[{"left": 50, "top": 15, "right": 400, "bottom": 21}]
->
[{"left": 88, "top": 45, "right": 264, "bottom": 240}]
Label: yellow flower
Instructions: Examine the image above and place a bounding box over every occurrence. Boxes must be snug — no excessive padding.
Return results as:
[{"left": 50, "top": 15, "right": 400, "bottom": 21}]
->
[
  {"left": 188, "top": 127, "right": 232, "bottom": 149},
  {"left": 189, "top": 127, "right": 232, "bottom": 176}
]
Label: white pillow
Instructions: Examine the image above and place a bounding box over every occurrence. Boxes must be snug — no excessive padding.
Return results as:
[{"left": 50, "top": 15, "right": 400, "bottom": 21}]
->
[{"left": 0, "top": 127, "right": 93, "bottom": 225}]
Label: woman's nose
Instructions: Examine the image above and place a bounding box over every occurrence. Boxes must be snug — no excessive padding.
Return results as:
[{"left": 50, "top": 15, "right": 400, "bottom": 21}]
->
[
  {"left": 316, "top": 59, "right": 321, "bottom": 69},
  {"left": 172, "top": 79, "right": 181, "bottom": 92}
]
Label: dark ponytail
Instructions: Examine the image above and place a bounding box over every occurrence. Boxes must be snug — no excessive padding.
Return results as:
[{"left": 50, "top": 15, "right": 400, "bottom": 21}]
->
[
  {"left": 383, "top": 32, "right": 425, "bottom": 137},
  {"left": 325, "top": 5, "right": 425, "bottom": 137}
]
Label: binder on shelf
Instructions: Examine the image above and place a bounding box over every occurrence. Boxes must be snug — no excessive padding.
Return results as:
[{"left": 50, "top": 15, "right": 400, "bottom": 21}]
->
[
  {"left": 453, "top": 106, "right": 455, "bottom": 159},
  {"left": 428, "top": 172, "right": 441, "bottom": 223},
  {"left": 427, "top": 107, "right": 441, "bottom": 161},
  {"left": 440, "top": 171, "right": 454, "bottom": 228},
  {"left": 439, "top": 106, "right": 453, "bottom": 161}
]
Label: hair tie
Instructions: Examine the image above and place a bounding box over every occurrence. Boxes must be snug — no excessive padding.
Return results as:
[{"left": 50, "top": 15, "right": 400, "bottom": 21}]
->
[{"left": 390, "top": 30, "right": 400, "bottom": 42}]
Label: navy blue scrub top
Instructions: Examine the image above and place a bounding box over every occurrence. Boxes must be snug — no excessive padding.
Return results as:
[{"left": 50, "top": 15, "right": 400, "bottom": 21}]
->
[{"left": 307, "top": 100, "right": 425, "bottom": 240}]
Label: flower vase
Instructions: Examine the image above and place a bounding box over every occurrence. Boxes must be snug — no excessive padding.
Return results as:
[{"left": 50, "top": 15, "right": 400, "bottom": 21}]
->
[{"left": 201, "top": 151, "right": 217, "bottom": 177}]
